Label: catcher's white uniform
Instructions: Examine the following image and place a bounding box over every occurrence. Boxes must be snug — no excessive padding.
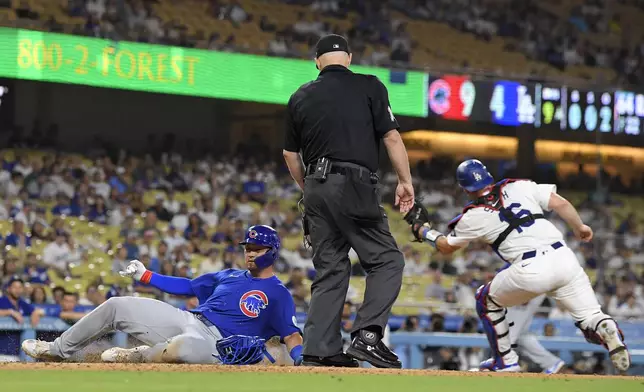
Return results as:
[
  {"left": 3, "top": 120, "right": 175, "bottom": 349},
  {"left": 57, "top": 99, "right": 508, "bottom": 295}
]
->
[{"left": 446, "top": 179, "right": 629, "bottom": 372}]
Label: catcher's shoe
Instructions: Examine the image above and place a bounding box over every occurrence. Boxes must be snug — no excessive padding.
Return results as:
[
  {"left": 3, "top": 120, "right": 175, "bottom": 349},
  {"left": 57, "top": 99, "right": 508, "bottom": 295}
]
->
[
  {"left": 479, "top": 358, "right": 521, "bottom": 372},
  {"left": 22, "top": 339, "right": 61, "bottom": 361},
  {"left": 543, "top": 359, "right": 566, "bottom": 374},
  {"left": 101, "top": 345, "right": 150, "bottom": 363},
  {"left": 596, "top": 320, "right": 631, "bottom": 372}
]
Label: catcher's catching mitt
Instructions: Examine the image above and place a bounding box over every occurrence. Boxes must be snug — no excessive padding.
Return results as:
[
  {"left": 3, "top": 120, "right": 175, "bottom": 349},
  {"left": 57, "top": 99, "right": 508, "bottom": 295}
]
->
[{"left": 403, "top": 200, "right": 432, "bottom": 242}]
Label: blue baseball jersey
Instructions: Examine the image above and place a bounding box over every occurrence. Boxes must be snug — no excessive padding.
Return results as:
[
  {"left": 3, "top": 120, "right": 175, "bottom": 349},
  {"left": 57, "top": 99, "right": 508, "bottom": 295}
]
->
[{"left": 190, "top": 269, "right": 300, "bottom": 340}]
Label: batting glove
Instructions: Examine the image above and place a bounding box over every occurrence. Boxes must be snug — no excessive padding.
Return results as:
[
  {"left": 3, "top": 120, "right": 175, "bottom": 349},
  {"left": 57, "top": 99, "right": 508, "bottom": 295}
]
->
[{"left": 119, "top": 260, "right": 152, "bottom": 283}]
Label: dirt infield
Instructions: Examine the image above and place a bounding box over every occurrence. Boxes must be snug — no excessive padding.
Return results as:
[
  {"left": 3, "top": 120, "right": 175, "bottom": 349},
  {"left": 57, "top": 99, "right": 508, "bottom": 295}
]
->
[{"left": 0, "top": 362, "right": 641, "bottom": 380}]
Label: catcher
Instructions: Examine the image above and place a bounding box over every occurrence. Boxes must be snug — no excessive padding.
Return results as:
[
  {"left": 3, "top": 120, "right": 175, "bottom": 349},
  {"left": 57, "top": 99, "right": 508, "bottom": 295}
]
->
[
  {"left": 22, "top": 225, "right": 304, "bottom": 366},
  {"left": 403, "top": 159, "right": 629, "bottom": 373}
]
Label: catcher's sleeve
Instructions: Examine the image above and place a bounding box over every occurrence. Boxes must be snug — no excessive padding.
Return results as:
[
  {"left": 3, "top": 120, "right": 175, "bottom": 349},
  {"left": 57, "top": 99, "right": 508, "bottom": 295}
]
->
[{"left": 445, "top": 213, "right": 481, "bottom": 247}]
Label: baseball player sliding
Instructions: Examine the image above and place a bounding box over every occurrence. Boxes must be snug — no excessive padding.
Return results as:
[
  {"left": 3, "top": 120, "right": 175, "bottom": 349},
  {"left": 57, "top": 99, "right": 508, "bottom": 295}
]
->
[
  {"left": 404, "top": 159, "right": 630, "bottom": 373},
  {"left": 22, "top": 225, "right": 304, "bottom": 366}
]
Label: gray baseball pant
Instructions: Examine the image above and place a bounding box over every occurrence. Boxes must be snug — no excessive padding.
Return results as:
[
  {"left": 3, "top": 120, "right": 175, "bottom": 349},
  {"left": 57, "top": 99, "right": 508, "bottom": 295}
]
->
[
  {"left": 48, "top": 297, "right": 223, "bottom": 363},
  {"left": 507, "top": 294, "right": 562, "bottom": 370}
]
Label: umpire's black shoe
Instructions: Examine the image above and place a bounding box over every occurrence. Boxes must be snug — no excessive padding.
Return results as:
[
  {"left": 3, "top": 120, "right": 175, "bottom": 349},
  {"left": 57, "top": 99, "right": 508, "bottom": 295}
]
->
[
  {"left": 301, "top": 353, "right": 360, "bottom": 367},
  {"left": 346, "top": 330, "right": 402, "bottom": 369}
]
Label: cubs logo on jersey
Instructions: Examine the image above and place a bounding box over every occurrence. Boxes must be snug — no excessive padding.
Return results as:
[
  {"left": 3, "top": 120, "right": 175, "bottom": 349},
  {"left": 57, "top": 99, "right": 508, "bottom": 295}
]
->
[{"left": 239, "top": 290, "right": 268, "bottom": 318}]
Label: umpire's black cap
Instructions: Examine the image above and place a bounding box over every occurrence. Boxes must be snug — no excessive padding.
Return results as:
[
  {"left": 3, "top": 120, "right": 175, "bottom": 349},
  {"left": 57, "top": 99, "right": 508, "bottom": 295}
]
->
[{"left": 315, "top": 34, "right": 350, "bottom": 58}]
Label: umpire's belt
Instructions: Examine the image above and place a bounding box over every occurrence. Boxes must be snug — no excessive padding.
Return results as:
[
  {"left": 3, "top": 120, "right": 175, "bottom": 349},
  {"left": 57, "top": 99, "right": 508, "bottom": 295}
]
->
[
  {"left": 306, "top": 161, "right": 377, "bottom": 182},
  {"left": 521, "top": 241, "right": 563, "bottom": 260},
  {"left": 193, "top": 312, "right": 215, "bottom": 327}
]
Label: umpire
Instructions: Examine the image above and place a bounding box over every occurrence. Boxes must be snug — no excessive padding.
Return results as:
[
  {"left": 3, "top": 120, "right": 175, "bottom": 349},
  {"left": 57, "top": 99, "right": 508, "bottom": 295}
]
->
[{"left": 282, "top": 34, "right": 414, "bottom": 368}]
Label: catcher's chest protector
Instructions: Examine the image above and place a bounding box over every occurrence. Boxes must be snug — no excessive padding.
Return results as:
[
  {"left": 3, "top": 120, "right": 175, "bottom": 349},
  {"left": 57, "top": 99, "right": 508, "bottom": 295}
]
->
[{"left": 448, "top": 179, "right": 546, "bottom": 250}]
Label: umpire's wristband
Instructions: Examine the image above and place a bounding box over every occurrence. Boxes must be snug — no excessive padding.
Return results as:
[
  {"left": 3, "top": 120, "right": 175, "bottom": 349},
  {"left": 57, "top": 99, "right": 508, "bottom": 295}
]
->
[{"left": 289, "top": 345, "right": 303, "bottom": 364}]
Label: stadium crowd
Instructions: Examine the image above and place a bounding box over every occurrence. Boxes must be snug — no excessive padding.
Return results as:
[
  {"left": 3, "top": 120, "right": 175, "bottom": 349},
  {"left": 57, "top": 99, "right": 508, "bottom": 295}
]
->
[{"left": 1, "top": 0, "right": 642, "bottom": 84}]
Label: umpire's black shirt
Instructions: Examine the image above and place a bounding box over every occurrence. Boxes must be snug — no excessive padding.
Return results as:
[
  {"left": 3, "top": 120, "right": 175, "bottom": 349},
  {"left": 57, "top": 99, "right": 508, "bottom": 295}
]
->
[{"left": 284, "top": 65, "right": 400, "bottom": 173}]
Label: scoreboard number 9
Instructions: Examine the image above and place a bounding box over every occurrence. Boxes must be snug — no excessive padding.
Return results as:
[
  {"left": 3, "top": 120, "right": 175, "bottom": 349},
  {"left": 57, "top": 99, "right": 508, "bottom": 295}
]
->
[{"left": 459, "top": 80, "right": 476, "bottom": 117}]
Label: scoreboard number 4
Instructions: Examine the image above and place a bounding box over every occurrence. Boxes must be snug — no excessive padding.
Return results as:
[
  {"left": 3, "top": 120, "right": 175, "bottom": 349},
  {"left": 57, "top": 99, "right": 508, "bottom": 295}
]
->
[{"left": 489, "top": 84, "right": 505, "bottom": 119}]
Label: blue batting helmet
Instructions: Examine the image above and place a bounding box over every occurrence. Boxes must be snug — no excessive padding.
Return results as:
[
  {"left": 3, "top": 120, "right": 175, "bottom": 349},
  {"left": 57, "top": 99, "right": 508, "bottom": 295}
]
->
[
  {"left": 240, "top": 225, "right": 281, "bottom": 269},
  {"left": 456, "top": 159, "right": 494, "bottom": 192}
]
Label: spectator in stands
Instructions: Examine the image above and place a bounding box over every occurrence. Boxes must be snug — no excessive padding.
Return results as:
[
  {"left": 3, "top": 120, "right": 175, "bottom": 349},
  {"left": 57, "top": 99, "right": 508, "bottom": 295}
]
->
[
  {"left": 184, "top": 213, "right": 206, "bottom": 240},
  {"left": 0, "top": 278, "right": 43, "bottom": 327},
  {"left": 138, "top": 230, "right": 158, "bottom": 258},
  {"left": 170, "top": 202, "right": 190, "bottom": 231},
  {"left": 259, "top": 15, "right": 276, "bottom": 33},
  {"left": 111, "top": 246, "right": 129, "bottom": 275},
  {"left": 149, "top": 195, "right": 172, "bottom": 222},
  {"left": 164, "top": 224, "right": 186, "bottom": 252},
  {"left": 197, "top": 248, "right": 223, "bottom": 275},
  {"left": 88, "top": 197, "right": 108, "bottom": 224},
  {"left": 4, "top": 218, "right": 32, "bottom": 248},
  {"left": 29, "top": 286, "right": 48, "bottom": 306},
  {"left": 614, "top": 294, "right": 644, "bottom": 319},
  {"left": 403, "top": 248, "right": 427, "bottom": 276},
  {"left": 292, "top": 285, "right": 310, "bottom": 312},
  {"left": 163, "top": 190, "right": 180, "bottom": 215},
  {"left": 281, "top": 245, "right": 314, "bottom": 271},
  {"left": 543, "top": 323, "right": 557, "bottom": 337},
  {"left": 42, "top": 231, "right": 72, "bottom": 277},
  {"left": 226, "top": 0, "right": 249, "bottom": 26},
  {"left": 51, "top": 194, "right": 73, "bottom": 216},
  {"left": 1, "top": 257, "right": 19, "bottom": 286},
  {"left": 52, "top": 286, "right": 65, "bottom": 305},
  {"left": 56, "top": 292, "right": 87, "bottom": 326},
  {"left": 199, "top": 198, "right": 218, "bottom": 228},
  {"left": 107, "top": 203, "right": 129, "bottom": 227},
  {"left": 79, "top": 284, "right": 105, "bottom": 307},
  {"left": 23, "top": 252, "right": 49, "bottom": 285},
  {"left": 123, "top": 233, "right": 140, "bottom": 260},
  {"left": 259, "top": 200, "right": 284, "bottom": 229},
  {"left": 402, "top": 315, "right": 420, "bottom": 332},
  {"left": 268, "top": 33, "right": 290, "bottom": 57},
  {"left": 4, "top": 172, "right": 23, "bottom": 198},
  {"left": 425, "top": 271, "right": 446, "bottom": 300}
]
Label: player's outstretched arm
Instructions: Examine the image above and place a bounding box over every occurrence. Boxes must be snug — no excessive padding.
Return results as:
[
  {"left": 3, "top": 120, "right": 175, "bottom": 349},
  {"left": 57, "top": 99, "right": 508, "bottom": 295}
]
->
[
  {"left": 547, "top": 193, "right": 593, "bottom": 242},
  {"left": 418, "top": 225, "right": 462, "bottom": 254},
  {"left": 120, "top": 260, "right": 196, "bottom": 296},
  {"left": 403, "top": 201, "right": 462, "bottom": 254}
]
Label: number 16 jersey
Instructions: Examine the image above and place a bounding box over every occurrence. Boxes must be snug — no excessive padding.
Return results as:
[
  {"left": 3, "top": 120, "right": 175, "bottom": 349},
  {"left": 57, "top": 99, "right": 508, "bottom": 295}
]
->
[{"left": 446, "top": 179, "right": 564, "bottom": 264}]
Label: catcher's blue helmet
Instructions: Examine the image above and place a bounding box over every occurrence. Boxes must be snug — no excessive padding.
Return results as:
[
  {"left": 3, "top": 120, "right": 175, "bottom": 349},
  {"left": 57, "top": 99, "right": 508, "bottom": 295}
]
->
[
  {"left": 240, "top": 225, "right": 281, "bottom": 269},
  {"left": 456, "top": 159, "right": 494, "bottom": 192}
]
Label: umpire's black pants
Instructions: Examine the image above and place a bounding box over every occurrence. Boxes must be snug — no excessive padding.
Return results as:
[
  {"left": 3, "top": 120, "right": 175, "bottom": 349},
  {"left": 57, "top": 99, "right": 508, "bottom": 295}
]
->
[{"left": 302, "top": 170, "right": 404, "bottom": 358}]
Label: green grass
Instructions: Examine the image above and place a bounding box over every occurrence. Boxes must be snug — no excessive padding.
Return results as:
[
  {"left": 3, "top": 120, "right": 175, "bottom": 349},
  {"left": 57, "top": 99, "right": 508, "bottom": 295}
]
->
[{"left": 1, "top": 370, "right": 643, "bottom": 392}]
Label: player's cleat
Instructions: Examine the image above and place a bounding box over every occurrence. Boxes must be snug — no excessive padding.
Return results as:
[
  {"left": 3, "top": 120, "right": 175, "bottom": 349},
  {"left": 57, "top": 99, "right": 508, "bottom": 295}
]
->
[
  {"left": 21, "top": 339, "right": 60, "bottom": 361},
  {"left": 101, "top": 345, "right": 150, "bottom": 363},
  {"left": 543, "top": 359, "right": 565, "bottom": 374},
  {"left": 479, "top": 358, "right": 521, "bottom": 372},
  {"left": 301, "top": 353, "right": 359, "bottom": 367},
  {"left": 597, "top": 320, "right": 631, "bottom": 372}
]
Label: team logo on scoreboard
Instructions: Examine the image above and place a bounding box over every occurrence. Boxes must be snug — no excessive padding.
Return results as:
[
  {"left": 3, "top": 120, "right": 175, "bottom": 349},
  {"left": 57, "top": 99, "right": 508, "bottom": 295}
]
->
[{"left": 428, "top": 79, "right": 451, "bottom": 115}]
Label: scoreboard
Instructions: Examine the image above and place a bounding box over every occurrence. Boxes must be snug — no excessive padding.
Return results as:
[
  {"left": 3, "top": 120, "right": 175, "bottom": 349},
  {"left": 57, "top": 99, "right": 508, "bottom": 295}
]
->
[
  {"left": 426, "top": 76, "right": 644, "bottom": 138},
  {"left": 614, "top": 91, "right": 644, "bottom": 135}
]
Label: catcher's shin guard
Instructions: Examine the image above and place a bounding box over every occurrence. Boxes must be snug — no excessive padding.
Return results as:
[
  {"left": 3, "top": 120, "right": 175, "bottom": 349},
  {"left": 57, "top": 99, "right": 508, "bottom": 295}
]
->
[{"left": 475, "top": 283, "right": 518, "bottom": 367}]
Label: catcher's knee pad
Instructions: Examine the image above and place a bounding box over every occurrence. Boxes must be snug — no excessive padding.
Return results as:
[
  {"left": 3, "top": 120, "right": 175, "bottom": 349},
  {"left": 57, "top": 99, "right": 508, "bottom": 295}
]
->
[{"left": 475, "top": 283, "right": 514, "bottom": 364}]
